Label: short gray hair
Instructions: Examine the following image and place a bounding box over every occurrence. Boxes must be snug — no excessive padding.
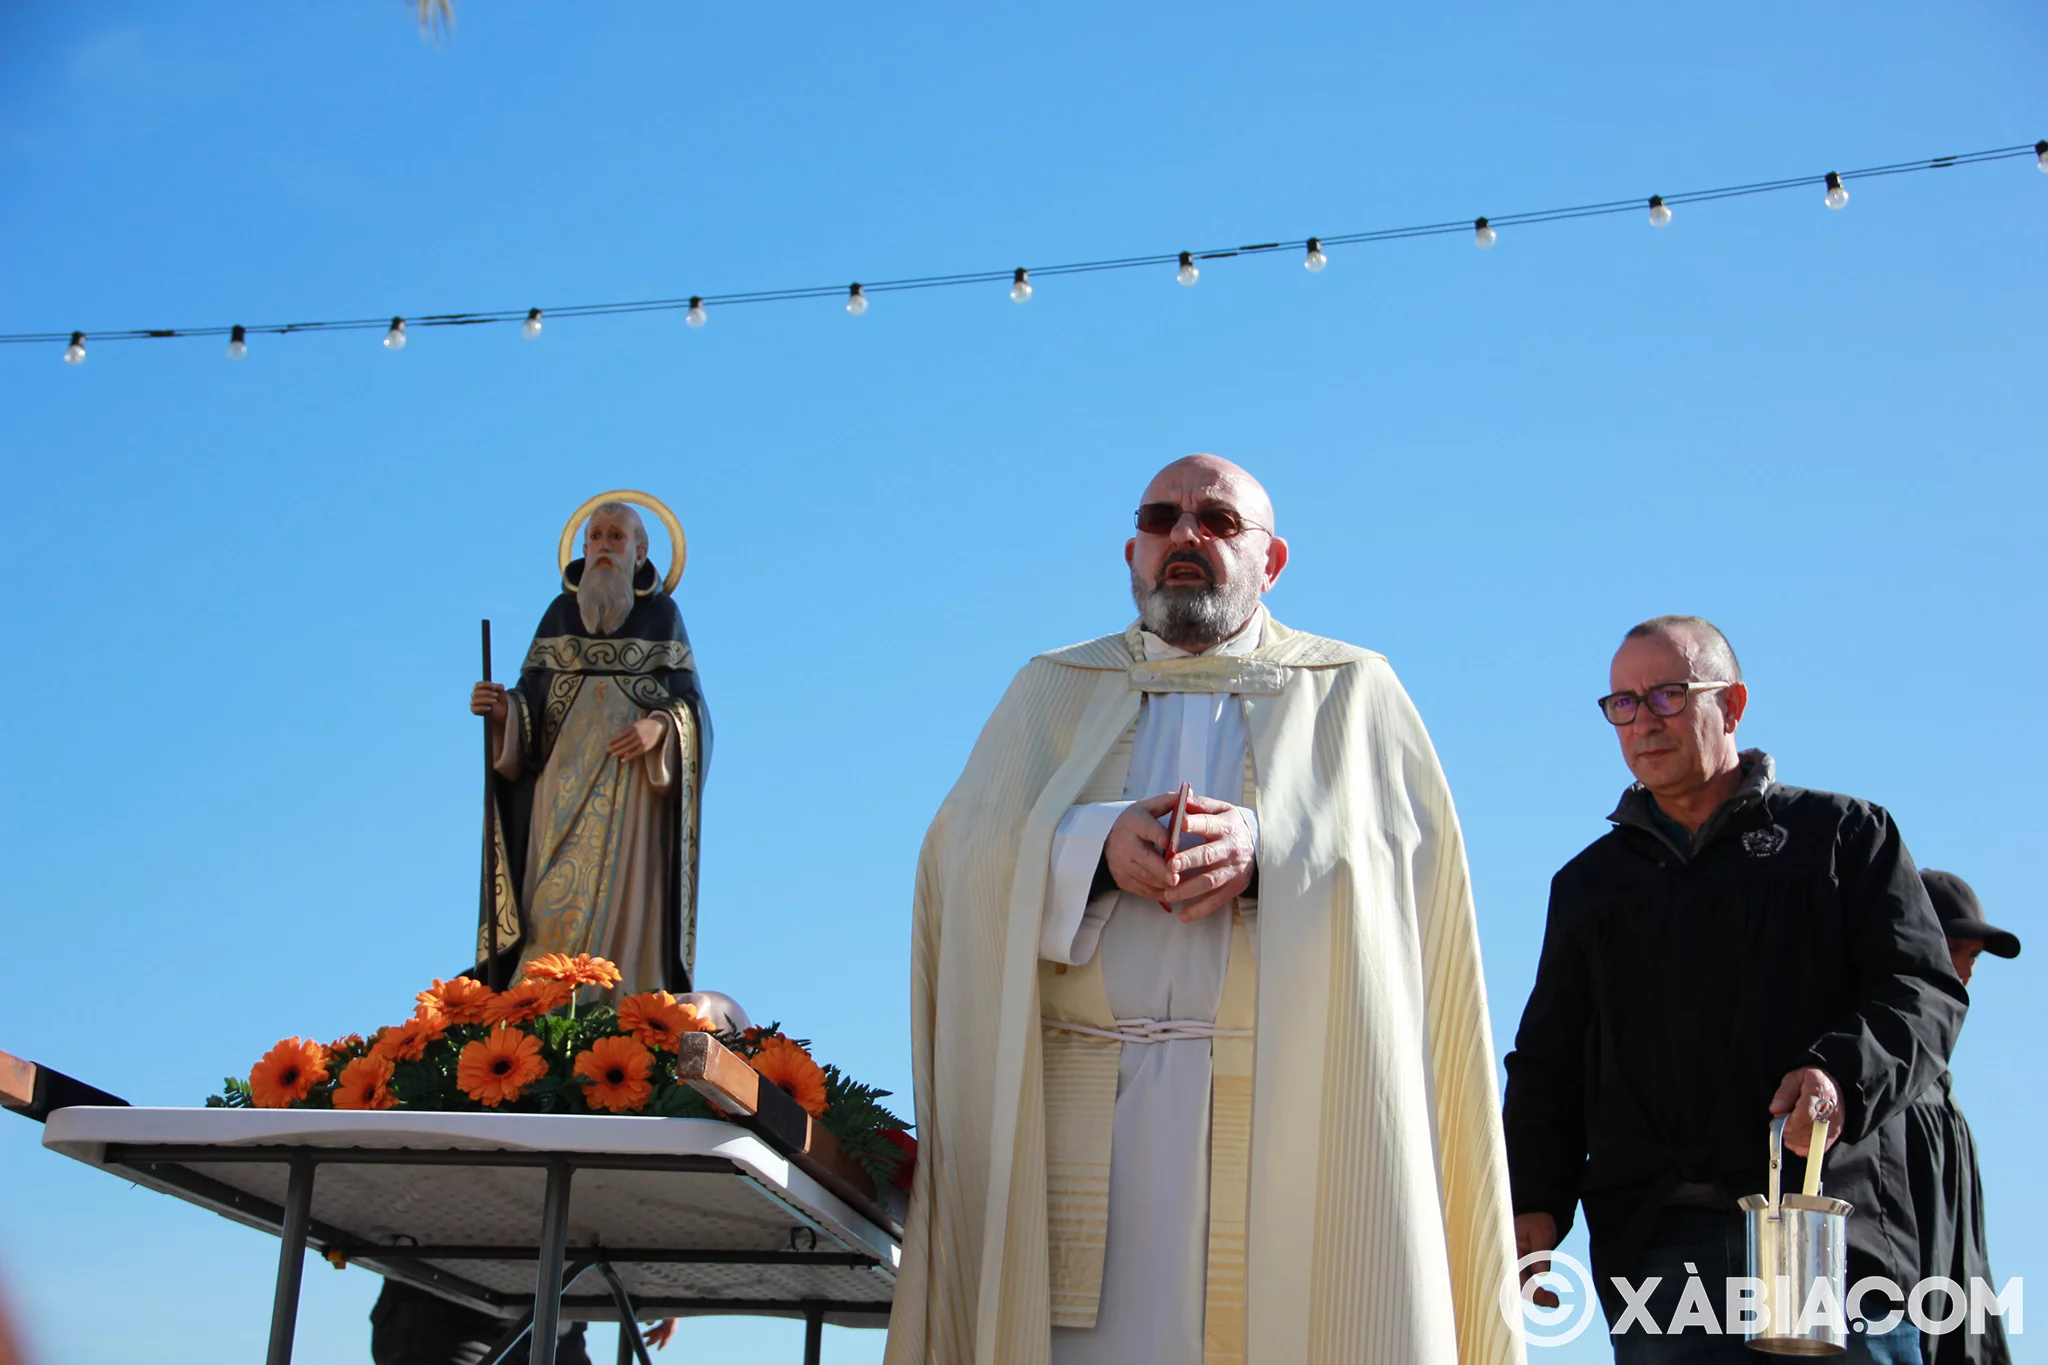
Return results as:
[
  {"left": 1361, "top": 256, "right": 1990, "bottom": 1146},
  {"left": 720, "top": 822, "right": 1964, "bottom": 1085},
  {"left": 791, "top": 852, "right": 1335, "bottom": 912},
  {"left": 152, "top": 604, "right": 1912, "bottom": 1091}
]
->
[
  {"left": 1624, "top": 614, "right": 1743, "bottom": 682},
  {"left": 588, "top": 502, "right": 649, "bottom": 553}
]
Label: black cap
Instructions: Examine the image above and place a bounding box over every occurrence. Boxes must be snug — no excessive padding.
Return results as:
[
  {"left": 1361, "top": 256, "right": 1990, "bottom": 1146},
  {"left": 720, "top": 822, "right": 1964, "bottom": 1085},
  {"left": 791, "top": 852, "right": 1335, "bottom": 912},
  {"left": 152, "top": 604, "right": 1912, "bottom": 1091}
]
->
[{"left": 1921, "top": 870, "right": 2021, "bottom": 959}]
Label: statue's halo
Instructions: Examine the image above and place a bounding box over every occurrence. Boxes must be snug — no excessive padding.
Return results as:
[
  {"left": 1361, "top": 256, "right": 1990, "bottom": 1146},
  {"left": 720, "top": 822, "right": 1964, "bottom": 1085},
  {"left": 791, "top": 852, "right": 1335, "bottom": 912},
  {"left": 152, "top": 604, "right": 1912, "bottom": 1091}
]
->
[{"left": 557, "top": 489, "right": 687, "bottom": 597}]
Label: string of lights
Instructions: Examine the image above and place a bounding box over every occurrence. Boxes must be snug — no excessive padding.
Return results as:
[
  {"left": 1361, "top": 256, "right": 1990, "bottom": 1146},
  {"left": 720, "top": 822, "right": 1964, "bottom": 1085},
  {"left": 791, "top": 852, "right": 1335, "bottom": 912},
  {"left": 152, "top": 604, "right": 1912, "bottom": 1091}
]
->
[{"left": 20, "top": 140, "right": 2044, "bottom": 364}]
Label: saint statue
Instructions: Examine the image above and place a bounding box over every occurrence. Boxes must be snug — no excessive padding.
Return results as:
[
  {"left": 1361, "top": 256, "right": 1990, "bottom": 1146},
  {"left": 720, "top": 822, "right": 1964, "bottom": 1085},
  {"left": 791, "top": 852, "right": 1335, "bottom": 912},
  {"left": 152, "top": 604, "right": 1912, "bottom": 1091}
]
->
[{"left": 469, "top": 493, "right": 712, "bottom": 995}]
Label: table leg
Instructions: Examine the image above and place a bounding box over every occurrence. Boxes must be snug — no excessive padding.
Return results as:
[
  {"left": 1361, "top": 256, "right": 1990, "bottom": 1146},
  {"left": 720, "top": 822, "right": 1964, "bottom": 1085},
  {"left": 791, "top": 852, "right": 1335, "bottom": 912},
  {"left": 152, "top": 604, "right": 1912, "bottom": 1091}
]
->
[
  {"left": 264, "top": 1152, "right": 316, "bottom": 1365},
  {"left": 481, "top": 1254, "right": 600, "bottom": 1365},
  {"left": 803, "top": 1305, "right": 824, "bottom": 1365},
  {"left": 529, "top": 1157, "right": 575, "bottom": 1365},
  {"left": 595, "top": 1262, "right": 655, "bottom": 1365},
  {"left": 478, "top": 1307, "right": 535, "bottom": 1365}
]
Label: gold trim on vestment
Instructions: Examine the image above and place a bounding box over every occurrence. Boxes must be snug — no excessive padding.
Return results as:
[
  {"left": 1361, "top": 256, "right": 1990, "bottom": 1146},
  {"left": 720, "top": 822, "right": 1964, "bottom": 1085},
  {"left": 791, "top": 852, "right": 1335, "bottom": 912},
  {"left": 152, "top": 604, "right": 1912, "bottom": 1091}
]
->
[
  {"left": 524, "top": 635, "right": 696, "bottom": 676},
  {"left": 1129, "top": 656, "right": 1289, "bottom": 696}
]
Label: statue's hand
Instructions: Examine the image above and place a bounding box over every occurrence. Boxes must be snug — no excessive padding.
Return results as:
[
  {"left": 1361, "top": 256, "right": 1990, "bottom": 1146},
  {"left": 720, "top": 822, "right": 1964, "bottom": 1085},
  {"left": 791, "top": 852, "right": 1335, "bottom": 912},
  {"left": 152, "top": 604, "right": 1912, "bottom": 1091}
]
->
[
  {"left": 606, "top": 717, "right": 667, "bottom": 760},
  {"left": 471, "top": 682, "right": 508, "bottom": 722}
]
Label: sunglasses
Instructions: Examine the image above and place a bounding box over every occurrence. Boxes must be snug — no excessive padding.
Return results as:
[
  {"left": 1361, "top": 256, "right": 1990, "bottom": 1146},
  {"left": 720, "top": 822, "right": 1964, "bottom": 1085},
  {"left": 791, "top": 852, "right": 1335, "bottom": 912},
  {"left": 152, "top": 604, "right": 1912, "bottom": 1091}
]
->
[
  {"left": 1597, "top": 680, "right": 1732, "bottom": 725},
  {"left": 1134, "top": 503, "right": 1270, "bottom": 539}
]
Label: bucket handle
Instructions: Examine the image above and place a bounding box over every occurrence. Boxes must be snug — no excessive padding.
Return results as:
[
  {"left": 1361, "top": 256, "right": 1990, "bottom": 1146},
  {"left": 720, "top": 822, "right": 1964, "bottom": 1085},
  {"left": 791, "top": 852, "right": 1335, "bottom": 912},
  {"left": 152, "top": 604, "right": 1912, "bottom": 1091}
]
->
[
  {"left": 1767, "top": 1114, "right": 1787, "bottom": 1212},
  {"left": 1767, "top": 1111, "right": 1831, "bottom": 1212}
]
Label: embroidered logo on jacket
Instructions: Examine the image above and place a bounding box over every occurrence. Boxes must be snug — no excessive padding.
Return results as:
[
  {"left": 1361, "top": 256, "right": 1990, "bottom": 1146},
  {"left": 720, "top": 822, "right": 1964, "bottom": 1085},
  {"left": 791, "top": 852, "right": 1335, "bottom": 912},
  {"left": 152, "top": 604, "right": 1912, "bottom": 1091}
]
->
[{"left": 1742, "top": 827, "right": 1789, "bottom": 858}]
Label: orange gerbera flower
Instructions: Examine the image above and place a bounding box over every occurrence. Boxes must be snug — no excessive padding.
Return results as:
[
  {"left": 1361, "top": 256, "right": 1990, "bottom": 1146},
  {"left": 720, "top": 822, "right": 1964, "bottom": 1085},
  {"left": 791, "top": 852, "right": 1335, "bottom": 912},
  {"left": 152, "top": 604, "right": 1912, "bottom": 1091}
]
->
[
  {"left": 748, "top": 1035, "right": 828, "bottom": 1118},
  {"left": 326, "top": 1033, "right": 367, "bottom": 1058},
  {"left": 521, "top": 952, "right": 622, "bottom": 990},
  {"left": 370, "top": 1007, "right": 448, "bottom": 1063},
  {"left": 456, "top": 1026, "right": 549, "bottom": 1107},
  {"left": 574, "top": 1035, "right": 655, "bottom": 1113},
  {"left": 331, "top": 1054, "right": 398, "bottom": 1111},
  {"left": 616, "top": 991, "right": 714, "bottom": 1051},
  {"left": 417, "top": 976, "right": 497, "bottom": 1025},
  {"left": 484, "top": 977, "right": 573, "bottom": 1025},
  {"left": 249, "top": 1037, "right": 330, "bottom": 1109}
]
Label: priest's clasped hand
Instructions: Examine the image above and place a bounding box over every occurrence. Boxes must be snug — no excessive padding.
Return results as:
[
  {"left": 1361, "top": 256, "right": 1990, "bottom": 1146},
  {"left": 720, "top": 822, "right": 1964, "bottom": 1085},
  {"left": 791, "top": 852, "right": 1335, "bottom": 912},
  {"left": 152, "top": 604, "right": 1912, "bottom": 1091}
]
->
[{"left": 1104, "top": 792, "right": 1257, "bottom": 923}]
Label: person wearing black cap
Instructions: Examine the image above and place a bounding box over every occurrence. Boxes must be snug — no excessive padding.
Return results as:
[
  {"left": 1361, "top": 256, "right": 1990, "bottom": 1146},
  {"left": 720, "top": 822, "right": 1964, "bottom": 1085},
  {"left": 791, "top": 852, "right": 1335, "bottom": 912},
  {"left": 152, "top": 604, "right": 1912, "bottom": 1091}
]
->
[{"left": 1904, "top": 869, "right": 2021, "bottom": 1365}]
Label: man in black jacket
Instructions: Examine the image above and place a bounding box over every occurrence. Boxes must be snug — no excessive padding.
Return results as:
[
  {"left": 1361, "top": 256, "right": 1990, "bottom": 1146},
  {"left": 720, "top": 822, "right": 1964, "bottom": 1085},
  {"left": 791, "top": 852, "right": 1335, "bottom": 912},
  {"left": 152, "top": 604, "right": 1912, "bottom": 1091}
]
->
[
  {"left": 1903, "top": 869, "right": 2019, "bottom": 1365},
  {"left": 1503, "top": 615, "right": 1965, "bottom": 1363}
]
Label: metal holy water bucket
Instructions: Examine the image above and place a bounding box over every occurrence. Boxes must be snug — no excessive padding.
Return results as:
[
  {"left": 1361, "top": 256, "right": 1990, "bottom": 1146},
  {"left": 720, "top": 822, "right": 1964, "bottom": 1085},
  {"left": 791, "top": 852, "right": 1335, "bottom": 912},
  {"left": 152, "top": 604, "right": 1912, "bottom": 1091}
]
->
[{"left": 1738, "top": 1114, "right": 1853, "bottom": 1355}]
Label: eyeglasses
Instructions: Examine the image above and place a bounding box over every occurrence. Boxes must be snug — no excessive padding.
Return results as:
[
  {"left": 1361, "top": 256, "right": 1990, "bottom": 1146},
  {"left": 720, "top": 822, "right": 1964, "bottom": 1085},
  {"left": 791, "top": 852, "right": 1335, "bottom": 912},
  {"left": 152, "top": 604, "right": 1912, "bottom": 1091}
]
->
[
  {"left": 1597, "top": 681, "right": 1733, "bottom": 725},
  {"left": 1134, "top": 503, "right": 1270, "bottom": 539}
]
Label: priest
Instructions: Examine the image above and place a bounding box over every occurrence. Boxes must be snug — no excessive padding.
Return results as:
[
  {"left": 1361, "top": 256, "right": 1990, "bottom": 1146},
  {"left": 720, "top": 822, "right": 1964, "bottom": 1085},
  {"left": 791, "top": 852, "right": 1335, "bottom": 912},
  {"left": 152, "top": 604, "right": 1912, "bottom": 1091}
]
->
[
  {"left": 887, "top": 456, "right": 1522, "bottom": 1365},
  {"left": 469, "top": 500, "right": 712, "bottom": 994}
]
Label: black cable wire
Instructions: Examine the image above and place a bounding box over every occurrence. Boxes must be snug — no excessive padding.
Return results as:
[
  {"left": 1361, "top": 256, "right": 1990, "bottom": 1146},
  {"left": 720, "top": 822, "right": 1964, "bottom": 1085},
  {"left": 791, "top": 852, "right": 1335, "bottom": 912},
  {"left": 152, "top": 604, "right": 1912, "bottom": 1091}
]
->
[{"left": 7, "top": 142, "right": 2036, "bottom": 348}]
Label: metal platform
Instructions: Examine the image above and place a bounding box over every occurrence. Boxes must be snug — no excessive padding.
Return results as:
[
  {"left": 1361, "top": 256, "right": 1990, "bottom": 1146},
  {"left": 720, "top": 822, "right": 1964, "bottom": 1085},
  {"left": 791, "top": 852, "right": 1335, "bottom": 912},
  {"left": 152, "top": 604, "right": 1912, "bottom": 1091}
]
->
[{"left": 42, "top": 1106, "right": 898, "bottom": 1365}]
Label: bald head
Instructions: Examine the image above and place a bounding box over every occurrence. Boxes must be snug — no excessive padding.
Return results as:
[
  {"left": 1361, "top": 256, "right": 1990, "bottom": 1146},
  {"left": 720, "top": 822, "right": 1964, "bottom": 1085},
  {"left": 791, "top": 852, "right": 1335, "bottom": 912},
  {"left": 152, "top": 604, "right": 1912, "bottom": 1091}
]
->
[
  {"left": 1140, "top": 454, "right": 1276, "bottom": 535},
  {"left": 1126, "top": 453, "right": 1289, "bottom": 651}
]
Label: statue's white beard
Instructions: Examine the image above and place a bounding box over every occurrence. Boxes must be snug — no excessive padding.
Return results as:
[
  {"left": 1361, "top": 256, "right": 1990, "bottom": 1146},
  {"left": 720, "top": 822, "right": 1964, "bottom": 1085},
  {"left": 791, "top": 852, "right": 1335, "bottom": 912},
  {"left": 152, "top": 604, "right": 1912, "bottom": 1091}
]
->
[{"left": 579, "top": 559, "right": 634, "bottom": 635}]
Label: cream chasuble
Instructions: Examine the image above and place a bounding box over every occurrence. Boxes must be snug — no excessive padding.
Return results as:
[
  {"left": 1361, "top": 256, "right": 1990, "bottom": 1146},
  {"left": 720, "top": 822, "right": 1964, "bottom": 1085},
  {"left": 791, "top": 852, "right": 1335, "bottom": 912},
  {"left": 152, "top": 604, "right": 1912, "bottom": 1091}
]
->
[{"left": 886, "top": 615, "right": 1524, "bottom": 1365}]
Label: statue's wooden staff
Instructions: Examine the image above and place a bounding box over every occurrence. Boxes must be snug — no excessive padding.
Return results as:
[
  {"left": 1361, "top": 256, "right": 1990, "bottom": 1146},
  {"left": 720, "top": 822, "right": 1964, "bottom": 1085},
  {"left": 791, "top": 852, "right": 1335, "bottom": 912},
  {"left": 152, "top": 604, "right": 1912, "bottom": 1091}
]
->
[{"left": 480, "top": 618, "right": 503, "bottom": 990}]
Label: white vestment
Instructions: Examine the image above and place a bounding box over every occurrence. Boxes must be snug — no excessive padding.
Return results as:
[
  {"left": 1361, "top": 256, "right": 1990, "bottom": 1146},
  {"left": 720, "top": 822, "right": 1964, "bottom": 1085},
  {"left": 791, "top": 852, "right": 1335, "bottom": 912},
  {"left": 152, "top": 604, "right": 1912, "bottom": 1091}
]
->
[{"left": 1040, "top": 612, "right": 1264, "bottom": 1365}]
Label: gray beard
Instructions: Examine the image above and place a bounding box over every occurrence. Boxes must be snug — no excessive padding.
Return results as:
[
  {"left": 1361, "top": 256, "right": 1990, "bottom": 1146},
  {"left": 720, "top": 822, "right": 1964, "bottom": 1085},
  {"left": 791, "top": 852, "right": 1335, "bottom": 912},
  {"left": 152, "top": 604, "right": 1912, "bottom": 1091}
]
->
[
  {"left": 1130, "top": 562, "right": 1262, "bottom": 652},
  {"left": 578, "top": 561, "right": 634, "bottom": 635}
]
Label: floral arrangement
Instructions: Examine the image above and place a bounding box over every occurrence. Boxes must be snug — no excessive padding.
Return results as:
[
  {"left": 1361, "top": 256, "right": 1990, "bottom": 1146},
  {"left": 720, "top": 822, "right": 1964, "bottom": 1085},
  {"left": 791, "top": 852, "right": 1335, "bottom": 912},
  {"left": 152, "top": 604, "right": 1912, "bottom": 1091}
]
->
[{"left": 208, "top": 953, "right": 914, "bottom": 1193}]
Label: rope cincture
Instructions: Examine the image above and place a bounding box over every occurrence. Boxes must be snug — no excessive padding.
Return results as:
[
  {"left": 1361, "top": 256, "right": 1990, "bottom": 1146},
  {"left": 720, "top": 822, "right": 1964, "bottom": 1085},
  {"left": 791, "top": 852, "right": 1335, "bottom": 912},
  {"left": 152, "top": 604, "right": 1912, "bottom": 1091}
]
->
[{"left": 1044, "top": 1016, "right": 1253, "bottom": 1044}]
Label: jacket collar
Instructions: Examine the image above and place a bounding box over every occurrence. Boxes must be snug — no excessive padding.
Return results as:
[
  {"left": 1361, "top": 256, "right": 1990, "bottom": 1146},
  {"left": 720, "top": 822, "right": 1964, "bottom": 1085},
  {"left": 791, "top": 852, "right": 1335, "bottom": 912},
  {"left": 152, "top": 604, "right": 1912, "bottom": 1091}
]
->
[{"left": 1608, "top": 749, "right": 1777, "bottom": 859}]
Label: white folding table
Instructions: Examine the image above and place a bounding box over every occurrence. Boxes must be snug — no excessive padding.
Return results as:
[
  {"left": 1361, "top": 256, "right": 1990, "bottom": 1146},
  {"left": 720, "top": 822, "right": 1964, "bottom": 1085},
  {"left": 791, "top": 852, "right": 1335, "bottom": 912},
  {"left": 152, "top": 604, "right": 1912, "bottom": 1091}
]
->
[{"left": 41, "top": 1107, "right": 899, "bottom": 1365}]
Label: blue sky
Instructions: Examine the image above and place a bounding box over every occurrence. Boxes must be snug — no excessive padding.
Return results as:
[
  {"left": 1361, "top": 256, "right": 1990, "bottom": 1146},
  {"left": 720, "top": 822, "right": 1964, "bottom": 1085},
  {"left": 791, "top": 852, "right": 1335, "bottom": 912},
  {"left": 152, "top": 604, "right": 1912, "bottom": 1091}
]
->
[{"left": 0, "top": 3, "right": 2041, "bottom": 1361}]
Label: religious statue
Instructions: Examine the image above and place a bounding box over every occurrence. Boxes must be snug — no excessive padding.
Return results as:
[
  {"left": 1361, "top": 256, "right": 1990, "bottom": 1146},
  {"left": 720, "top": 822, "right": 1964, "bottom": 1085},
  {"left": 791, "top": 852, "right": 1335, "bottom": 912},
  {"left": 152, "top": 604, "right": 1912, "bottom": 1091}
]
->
[
  {"left": 887, "top": 456, "right": 1522, "bottom": 1365},
  {"left": 469, "top": 491, "right": 712, "bottom": 996}
]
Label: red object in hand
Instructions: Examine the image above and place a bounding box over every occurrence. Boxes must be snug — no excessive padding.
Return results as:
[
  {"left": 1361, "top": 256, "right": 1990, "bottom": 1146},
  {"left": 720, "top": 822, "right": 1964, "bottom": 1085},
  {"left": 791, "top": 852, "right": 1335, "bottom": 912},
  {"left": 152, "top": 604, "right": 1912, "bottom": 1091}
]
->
[
  {"left": 1157, "top": 782, "right": 1193, "bottom": 913},
  {"left": 881, "top": 1128, "right": 917, "bottom": 1190}
]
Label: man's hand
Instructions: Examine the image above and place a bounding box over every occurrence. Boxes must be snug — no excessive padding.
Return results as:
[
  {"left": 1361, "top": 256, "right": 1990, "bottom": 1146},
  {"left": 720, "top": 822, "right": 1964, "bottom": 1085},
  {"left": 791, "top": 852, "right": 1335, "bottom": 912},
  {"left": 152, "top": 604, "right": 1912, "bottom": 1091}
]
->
[
  {"left": 606, "top": 717, "right": 667, "bottom": 760},
  {"left": 1162, "top": 795, "right": 1256, "bottom": 922},
  {"left": 1103, "top": 794, "right": 1181, "bottom": 900},
  {"left": 642, "top": 1319, "right": 676, "bottom": 1351},
  {"left": 470, "top": 681, "right": 508, "bottom": 722},
  {"left": 1515, "top": 1212, "right": 1561, "bottom": 1308},
  {"left": 1103, "top": 793, "right": 1255, "bottom": 923},
  {"left": 1769, "top": 1066, "right": 1843, "bottom": 1157}
]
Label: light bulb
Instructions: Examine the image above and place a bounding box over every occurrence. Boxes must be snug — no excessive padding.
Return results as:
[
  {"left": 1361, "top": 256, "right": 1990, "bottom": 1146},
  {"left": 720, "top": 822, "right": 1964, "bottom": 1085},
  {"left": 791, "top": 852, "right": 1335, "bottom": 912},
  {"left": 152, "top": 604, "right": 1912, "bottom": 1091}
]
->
[
  {"left": 62, "top": 331, "right": 85, "bottom": 365},
  {"left": 1648, "top": 195, "right": 1672, "bottom": 228},
  {"left": 846, "top": 283, "right": 868, "bottom": 316},
  {"left": 522, "top": 308, "right": 543, "bottom": 339},
  {"left": 2035, "top": 140, "right": 2046, "bottom": 172},
  {"left": 1304, "top": 237, "right": 1328, "bottom": 272},
  {"left": 1010, "top": 267, "right": 1032, "bottom": 303},
  {"left": 1176, "top": 251, "right": 1199, "bottom": 286},
  {"left": 1474, "top": 217, "right": 1497, "bottom": 249},
  {"left": 686, "top": 296, "right": 707, "bottom": 327},
  {"left": 227, "top": 324, "right": 248, "bottom": 360},
  {"left": 383, "top": 317, "right": 408, "bottom": 350},
  {"left": 1824, "top": 172, "right": 1849, "bottom": 210}
]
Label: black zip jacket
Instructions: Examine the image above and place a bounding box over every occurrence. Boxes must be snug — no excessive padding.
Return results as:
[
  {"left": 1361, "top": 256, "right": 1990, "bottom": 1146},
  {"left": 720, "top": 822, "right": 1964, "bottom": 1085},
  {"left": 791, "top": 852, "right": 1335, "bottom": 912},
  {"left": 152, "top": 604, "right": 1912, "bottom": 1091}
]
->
[{"left": 1502, "top": 752, "right": 1966, "bottom": 1282}]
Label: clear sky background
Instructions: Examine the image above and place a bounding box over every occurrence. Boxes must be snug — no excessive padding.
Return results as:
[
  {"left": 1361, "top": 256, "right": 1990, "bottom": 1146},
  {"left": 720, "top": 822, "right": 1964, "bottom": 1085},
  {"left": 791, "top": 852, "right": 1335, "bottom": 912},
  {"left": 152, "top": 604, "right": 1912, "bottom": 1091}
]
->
[{"left": 1, "top": 3, "right": 2041, "bottom": 1362}]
